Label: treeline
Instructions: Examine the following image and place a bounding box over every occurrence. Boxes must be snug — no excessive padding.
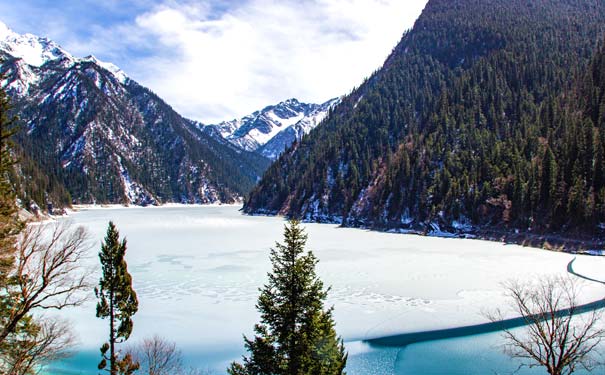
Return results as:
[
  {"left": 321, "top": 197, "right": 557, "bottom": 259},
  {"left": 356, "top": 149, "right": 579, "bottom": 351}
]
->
[{"left": 245, "top": 0, "right": 605, "bottom": 236}]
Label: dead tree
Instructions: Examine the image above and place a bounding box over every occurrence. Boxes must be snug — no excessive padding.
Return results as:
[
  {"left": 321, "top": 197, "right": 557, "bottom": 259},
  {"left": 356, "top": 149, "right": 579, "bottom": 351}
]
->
[
  {"left": 128, "top": 336, "right": 210, "bottom": 375},
  {"left": 0, "top": 221, "right": 91, "bottom": 343},
  {"left": 1, "top": 317, "right": 76, "bottom": 375},
  {"left": 129, "top": 335, "right": 183, "bottom": 375},
  {"left": 489, "top": 276, "right": 605, "bottom": 375}
]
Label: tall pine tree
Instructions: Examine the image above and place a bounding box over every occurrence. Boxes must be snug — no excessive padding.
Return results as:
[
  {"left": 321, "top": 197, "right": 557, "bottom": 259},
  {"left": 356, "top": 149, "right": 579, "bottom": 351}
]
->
[
  {"left": 229, "top": 220, "right": 347, "bottom": 375},
  {"left": 0, "top": 68, "right": 27, "bottom": 368},
  {"left": 96, "top": 222, "right": 139, "bottom": 375},
  {"left": 0, "top": 70, "right": 21, "bottom": 293}
]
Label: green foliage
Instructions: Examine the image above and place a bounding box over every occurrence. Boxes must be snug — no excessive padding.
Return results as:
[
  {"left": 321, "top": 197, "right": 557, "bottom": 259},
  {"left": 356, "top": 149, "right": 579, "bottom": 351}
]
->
[
  {"left": 96, "top": 222, "right": 139, "bottom": 375},
  {"left": 229, "top": 220, "right": 347, "bottom": 375},
  {"left": 246, "top": 0, "right": 605, "bottom": 236}
]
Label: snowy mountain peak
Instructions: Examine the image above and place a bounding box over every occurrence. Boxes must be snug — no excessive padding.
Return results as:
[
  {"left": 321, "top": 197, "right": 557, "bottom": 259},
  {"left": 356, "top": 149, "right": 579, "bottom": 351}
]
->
[
  {"left": 279, "top": 98, "right": 303, "bottom": 108},
  {"left": 203, "top": 97, "right": 341, "bottom": 160},
  {"left": 0, "top": 21, "right": 271, "bottom": 207},
  {"left": 0, "top": 21, "right": 73, "bottom": 67},
  {"left": 0, "top": 22, "right": 129, "bottom": 89},
  {"left": 0, "top": 21, "right": 14, "bottom": 40},
  {"left": 81, "top": 55, "right": 129, "bottom": 84}
]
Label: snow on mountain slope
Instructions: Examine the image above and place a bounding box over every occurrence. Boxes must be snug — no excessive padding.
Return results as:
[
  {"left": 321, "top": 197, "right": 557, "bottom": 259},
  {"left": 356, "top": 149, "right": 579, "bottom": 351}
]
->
[
  {"left": 0, "top": 21, "right": 269, "bottom": 207},
  {"left": 204, "top": 97, "right": 340, "bottom": 160},
  {"left": 81, "top": 55, "right": 129, "bottom": 84},
  {"left": 0, "top": 59, "right": 39, "bottom": 95},
  {"left": 0, "top": 20, "right": 338, "bottom": 164},
  {"left": 258, "top": 97, "right": 340, "bottom": 159},
  {"left": 0, "top": 21, "right": 128, "bottom": 90},
  {"left": 0, "top": 21, "right": 72, "bottom": 67}
]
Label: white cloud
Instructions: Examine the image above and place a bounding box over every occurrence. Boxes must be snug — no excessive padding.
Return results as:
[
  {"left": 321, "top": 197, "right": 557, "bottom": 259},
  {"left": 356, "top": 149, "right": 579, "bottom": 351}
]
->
[
  {"left": 120, "top": 0, "right": 428, "bottom": 123},
  {"left": 3, "top": 0, "right": 428, "bottom": 123}
]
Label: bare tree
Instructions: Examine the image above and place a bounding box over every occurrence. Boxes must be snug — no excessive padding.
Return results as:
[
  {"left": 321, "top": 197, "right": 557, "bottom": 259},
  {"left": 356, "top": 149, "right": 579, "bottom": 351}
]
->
[
  {"left": 489, "top": 276, "right": 605, "bottom": 375},
  {"left": 131, "top": 335, "right": 183, "bottom": 375},
  {"left": 0, "top": 221, "right": 91, "bottom": 342},
  {"left": 128, "top": 336, "right": 209, "bottom": 375},
  {"left": 1, "top": 317, "right": 76, "bottom": 375}
]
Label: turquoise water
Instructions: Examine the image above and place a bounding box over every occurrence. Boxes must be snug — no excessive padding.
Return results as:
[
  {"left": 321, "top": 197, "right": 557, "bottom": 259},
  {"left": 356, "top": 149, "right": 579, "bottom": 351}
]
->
[
  {"left": 389, "top": 332, "right": 546, "bottom": 375},
  {"left": 48, "top": 331, "right": 601, "bottom": 375},
  {"left": 39, "top": 206, "right": 604, "bottom": 375}
]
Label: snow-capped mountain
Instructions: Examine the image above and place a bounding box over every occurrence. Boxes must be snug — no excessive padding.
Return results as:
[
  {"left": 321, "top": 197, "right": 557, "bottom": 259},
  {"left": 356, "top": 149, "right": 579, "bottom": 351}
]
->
[
  {"left": 204, "top": 98, "right": 340, "bottom": 160},
  {"left": 0, "top": 22, "right": 71, "bottom": 68},
  {"left": 0, "top": 21, "right": 268, "bottom": 207},
  {"left": 0, "top": 22, "right": 127, "bottom": 88}
]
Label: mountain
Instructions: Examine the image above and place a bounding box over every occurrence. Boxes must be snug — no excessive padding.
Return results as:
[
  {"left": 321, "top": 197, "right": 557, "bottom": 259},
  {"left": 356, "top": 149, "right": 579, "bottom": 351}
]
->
[
  {"left": 245, "top": 0, "right": 605, "bottom": 241},
  {"left": 0, "top": 21, "right": 270, "bottom": 208},
  {"left": 202, "top": 98, "right": 340, "bottom": 160}
]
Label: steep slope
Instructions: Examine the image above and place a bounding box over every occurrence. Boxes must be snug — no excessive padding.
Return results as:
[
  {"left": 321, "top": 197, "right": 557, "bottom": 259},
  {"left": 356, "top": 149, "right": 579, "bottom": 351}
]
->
[
  {"left": 0, "top": 22, "right": 269, "bottom": 207},
  {"left": 203, "top": 98, "right": 339, "bottom": 160},
  {"left": 245, "top": 0, "right": 605, "bottom": 239}
]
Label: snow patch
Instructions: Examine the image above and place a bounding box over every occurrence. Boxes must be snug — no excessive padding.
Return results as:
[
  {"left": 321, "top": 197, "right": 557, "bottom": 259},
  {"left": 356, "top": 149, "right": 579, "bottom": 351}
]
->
[
  {"left": 208, "top": 97, "right": 340, "bottom": 155},
  {"left": 451, "top": 217, "right": 473, "bottom": 232},
  {"left": 0, "top": 21, "right": 73, "bottom": 67},
  {"left": 400, "top": 211, "right": 414, "bottom": 225},
  {"left": 81, "top": 55, "right": 128, "bottom": 84},
  {"left": 61, "top": 134, "right": 87, "bottom": 168},
  {"left": 1, "top": 60, "right": 40, "bottom": 95},
  {"left": 117, "top": 157, "right": 155, "bottom": 205},
  {"left": 428, "top": 222, "right": 457, "bottom": 238}
]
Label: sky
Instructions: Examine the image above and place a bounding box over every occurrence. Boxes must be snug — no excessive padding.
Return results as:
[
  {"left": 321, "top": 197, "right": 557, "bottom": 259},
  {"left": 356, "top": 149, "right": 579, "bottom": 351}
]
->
[{"left": 0, "top": 0, "right": 428, "bottom": 123}]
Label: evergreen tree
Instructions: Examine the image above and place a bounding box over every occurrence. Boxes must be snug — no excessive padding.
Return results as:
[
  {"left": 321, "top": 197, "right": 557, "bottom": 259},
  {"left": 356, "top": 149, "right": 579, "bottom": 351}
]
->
[
  {"left": 0, "top": 69, "right": 27, "bottom": 367},
  {"left": 96, "top": 222, "right": 139, "bottom": 375},
  {"left": 540, "top": 146, "right": 557, "bottom": 209},
  {"left": 0, "top": 71, "right": 21, "bottom": 290},
  {"left": 0, "top": 77, "right": 89, "bottom": 374},
  {"left": 229, "top": 220, "right": 347, "bottom": 375}
]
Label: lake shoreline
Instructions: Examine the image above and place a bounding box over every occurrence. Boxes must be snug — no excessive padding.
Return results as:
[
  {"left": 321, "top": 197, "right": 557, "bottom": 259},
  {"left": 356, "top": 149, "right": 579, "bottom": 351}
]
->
[
  {"left": 244, "top": 209, "right": 605, "bottom": 255},
  {"left": 69, "top": 202, "right": 242, "bottom": 211},
  {"left": 52, "top": 202, "right": 604, "bottom": 254}
]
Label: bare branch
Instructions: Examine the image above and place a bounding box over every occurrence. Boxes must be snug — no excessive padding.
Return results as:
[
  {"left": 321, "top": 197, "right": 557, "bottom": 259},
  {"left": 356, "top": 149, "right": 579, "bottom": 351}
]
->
[
  {"left": 0, "top": 221, "right": 92, "bottom": 343},
  {"left": 487, "top": 276, "right": 605, "bottom": 375},
  {"left": 127, "top": 335, "right": 210, "bottom": 375},
  {"left": 0, "top": 316, "right": 76, "bottom": 375}
]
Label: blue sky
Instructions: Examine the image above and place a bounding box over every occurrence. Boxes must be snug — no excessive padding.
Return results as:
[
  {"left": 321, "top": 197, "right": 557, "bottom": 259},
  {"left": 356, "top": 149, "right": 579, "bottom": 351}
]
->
[{"left": 0, "top": 0, "right": 428, "bottom": 123}]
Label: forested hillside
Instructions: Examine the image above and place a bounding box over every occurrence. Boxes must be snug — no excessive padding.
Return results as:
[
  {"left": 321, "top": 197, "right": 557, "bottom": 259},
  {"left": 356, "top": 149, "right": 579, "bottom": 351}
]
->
[
  {"left": 5, "top": 64, "right": 269, "bottom": 207},
  {"left": 245, "top": 0, "right": 605, "bottom": 240}
]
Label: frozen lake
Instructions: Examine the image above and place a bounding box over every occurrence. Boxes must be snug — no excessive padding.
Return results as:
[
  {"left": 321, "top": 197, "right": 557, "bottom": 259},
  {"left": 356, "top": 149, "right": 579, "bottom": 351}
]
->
[{"left": 44, "top": 205, "right": 605, "bottom": 374}]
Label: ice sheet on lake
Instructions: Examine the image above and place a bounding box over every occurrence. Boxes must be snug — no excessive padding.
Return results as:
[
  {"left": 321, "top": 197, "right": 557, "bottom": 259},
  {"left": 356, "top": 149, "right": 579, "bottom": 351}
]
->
[{"left": 50, "top": 206, "right": 605, "bottom": 373}]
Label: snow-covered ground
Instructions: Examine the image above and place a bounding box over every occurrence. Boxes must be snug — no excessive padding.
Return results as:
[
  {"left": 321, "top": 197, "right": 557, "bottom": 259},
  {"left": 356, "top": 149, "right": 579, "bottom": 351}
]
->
[{"left": 46, "top": 205, "right": 605, "bottom": 374}]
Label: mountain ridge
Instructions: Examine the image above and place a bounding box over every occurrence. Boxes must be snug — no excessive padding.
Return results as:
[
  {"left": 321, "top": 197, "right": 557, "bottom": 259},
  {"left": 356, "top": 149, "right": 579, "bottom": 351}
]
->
[
  {"left": 244, "top": 0, "right": 605, "bottom": 246},
  {"left": 0, "top": 21, "right": 270, "bottom": 208},
  {"left": 202, "top": 97, "right": 340, "bottom": 160},
  {"left": 0, "top": 20, "right": 340, "bottom": 210}
]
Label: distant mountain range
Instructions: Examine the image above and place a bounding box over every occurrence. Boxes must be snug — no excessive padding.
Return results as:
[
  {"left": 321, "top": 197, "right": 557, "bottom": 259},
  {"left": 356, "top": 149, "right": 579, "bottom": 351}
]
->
[
  {"left": 0, "top": 21, "right": 336, "bottom": 208},
  {"left": 202, "top": 98, "right": 340, "bottom": 160}
]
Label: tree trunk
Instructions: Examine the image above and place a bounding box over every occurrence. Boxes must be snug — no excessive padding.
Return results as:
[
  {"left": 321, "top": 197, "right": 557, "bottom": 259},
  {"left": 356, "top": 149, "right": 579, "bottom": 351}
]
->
[{"left": 110, "top": 288, "right": 115, "bottom": 375}]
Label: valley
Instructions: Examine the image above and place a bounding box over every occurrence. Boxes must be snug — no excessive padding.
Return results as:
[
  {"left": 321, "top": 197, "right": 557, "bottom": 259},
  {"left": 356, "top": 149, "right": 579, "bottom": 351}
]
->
[{"left": 0, "top": 1, "right": 604, "bottom": 374}]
